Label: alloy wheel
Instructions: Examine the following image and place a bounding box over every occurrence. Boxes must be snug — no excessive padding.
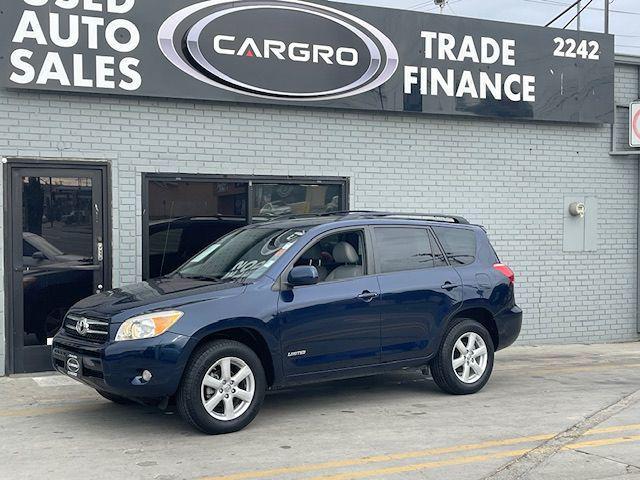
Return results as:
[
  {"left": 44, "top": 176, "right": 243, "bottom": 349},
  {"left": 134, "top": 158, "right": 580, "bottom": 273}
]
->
[
  {"left": 200, "top": 356, "right": 256, "bottom": 421},
  {"left": 451, "top": 332, "right": 488, "bottom": 384}
]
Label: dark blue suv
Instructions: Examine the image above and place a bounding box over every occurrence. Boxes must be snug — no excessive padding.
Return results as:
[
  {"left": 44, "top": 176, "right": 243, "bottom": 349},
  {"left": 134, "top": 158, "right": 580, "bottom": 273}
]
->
[{"left": 52, "top": 212, "right": 522, "bottom": 434}]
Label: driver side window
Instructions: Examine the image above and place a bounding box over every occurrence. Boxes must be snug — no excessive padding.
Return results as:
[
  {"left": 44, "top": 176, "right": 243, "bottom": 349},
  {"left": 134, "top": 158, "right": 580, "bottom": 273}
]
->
[{"left": 295, "top": 230, "right": 366, "bottom": 283}]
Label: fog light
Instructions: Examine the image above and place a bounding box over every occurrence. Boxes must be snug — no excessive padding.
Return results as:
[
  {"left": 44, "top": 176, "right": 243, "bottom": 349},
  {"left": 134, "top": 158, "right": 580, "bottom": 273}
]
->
[{"left": 142, "top": 370, "right": 153, "bottom": 382}]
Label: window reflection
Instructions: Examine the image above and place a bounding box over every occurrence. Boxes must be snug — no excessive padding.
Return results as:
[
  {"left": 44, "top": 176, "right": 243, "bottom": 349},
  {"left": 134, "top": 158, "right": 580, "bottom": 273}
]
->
[
  {"left": 147, "top": 181, "right": 248, "bottom": 278},
  {"left": 252, "top": 184, "right": 342, "bottom": 221},
  {"left": 22, "top": 176, "right": 94, "bottom": 346},
  {"left": 145, "top": 179, "right": 346, "bottom": 279}
]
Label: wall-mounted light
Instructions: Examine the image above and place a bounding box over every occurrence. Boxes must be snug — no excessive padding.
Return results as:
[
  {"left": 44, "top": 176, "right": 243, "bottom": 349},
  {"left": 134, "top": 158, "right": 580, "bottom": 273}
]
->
[{"left": 569, "top": 202, "right": 585, "bottom": 218}]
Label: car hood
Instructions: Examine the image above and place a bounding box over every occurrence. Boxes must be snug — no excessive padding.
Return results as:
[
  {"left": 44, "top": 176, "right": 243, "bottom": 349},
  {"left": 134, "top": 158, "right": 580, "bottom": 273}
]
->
[{"left": 69, "top": 276, "right": 246, "bottom": 321}]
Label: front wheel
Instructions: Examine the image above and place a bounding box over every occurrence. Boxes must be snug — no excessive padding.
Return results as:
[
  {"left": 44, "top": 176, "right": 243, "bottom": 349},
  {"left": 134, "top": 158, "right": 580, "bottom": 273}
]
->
[
  {"left": 177, "top": 340, "right": 266, "bottom": 434},
  {"left": 430, "top": 318, "right": 495, "bottom": 395}
]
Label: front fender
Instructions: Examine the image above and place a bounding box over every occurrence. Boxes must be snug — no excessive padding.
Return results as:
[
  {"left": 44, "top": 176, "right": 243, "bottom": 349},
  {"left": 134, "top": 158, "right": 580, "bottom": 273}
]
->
[{"left": 167, "top": 283, "right": 283, "bottom": 386}]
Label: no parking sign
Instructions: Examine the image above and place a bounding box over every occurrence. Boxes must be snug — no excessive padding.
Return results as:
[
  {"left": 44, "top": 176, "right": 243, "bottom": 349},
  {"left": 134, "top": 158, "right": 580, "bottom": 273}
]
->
[{"left": 631, "top": 101, "right": 640, "bottom": 147}]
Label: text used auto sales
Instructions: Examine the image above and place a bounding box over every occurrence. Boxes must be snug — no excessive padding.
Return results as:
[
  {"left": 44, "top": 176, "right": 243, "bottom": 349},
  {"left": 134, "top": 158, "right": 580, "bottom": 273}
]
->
[
  {"left": 404, "top": 32, "right": 536, "bottom": 102},
  {"left": 9, "top": 0, "right": 141, "bottom": 91}
]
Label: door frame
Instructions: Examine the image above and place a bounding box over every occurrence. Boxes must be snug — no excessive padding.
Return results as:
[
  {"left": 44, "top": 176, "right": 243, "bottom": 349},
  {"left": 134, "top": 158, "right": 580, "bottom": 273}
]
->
[
  {"left": 141, "top": 173, "right": 350, "bottom": 280},
  {"left": 3, "top": 158, "right": 112, "bottom": 375}
]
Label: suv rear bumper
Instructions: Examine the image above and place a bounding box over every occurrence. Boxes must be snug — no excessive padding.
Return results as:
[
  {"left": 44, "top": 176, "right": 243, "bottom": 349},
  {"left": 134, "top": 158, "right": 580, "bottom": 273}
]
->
[
  {"left": 52, "top": 330, "right": 192, "bottom": 399},
  {"left": 494, "top": 305, "right": 523, "bottom": 351}
]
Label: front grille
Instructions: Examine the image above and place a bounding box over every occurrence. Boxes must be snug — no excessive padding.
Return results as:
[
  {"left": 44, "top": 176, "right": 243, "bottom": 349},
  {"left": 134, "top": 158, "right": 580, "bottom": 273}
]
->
[{"left": 64, "top": 313, "right": 110, "bottom": 343}]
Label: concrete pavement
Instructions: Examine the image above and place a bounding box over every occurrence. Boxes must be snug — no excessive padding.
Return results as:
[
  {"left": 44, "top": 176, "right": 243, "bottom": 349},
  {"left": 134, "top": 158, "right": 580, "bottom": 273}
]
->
[{"left": 0, "top": 342, "right": 639, "bottom": 480}]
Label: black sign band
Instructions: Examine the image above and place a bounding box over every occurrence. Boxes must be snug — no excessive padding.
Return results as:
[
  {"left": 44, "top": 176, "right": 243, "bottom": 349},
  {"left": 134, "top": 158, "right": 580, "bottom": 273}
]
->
[{"left": 1, "top": 0, "right": 615, "bottom": 123}]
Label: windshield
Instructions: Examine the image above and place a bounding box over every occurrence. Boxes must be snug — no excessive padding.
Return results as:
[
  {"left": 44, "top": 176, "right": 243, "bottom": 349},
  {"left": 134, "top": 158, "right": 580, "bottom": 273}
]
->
[
  {"left": 174, "top": 226, "right": 309, "bottom": 283},
  {"left": 23, "top": 232, "right": 64, "bottom": 258}
]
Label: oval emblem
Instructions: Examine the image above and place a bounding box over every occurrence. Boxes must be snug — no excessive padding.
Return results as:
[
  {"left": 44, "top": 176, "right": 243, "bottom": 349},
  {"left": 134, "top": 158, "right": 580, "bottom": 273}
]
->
[
  {"left": 158, "top": 0, "right": 398, "bottom": 101},
  {"left": 76, "top": 318, "right": 89, "bottom": 336}
]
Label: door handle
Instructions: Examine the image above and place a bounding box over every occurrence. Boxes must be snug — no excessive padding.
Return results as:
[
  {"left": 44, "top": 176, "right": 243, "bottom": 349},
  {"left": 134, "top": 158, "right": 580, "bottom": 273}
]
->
[
  {"left": 23, "top": 265, "right": 101, "bottom": 273},
  {"left": 357, "top": 291, "right": 379, "bottom": 302},
  {"left": 441, "top": 282, "right": 460, "bottom": 291}
]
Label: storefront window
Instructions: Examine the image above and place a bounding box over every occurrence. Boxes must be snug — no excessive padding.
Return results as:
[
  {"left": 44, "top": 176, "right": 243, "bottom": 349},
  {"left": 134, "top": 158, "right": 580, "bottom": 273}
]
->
[
  {"left": 252, "top": 184, "right": 342, "bottom": 222},
  {"left": 147, "top": 181, "right": 248, "bottom": 278},
  {"left": 145, "top": 177, "right": 346, "bottom": 279}
]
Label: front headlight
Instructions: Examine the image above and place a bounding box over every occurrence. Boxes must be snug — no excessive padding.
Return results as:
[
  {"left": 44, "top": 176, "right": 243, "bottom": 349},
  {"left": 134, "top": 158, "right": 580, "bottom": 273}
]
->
[{"left": 115, "top": 311, "right": 183, "bottom": 341}]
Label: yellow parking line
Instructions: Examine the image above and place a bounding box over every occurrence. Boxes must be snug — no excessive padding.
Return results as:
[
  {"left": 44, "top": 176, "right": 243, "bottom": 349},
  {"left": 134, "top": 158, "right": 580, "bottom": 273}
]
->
[
  {"left": 307, "top": 435, "right": 640, "bottom": 480},
  {"left": 587, "top": 423, "right": 640, "bottom": 435},
  {"left": 304, "top": 448, "right": 532, "bottom": 480},
  {"left": 2, "top": 400, "right": 639, "bottom": 480},
  {"left": 201, "top": 424, "right": 640, "bottom": 480},
  {"left": 568, "top": 434, "right": 640, "bottom": 450},
  {"left": 199, "top": 438, "right": 547, "bottom": 480}
]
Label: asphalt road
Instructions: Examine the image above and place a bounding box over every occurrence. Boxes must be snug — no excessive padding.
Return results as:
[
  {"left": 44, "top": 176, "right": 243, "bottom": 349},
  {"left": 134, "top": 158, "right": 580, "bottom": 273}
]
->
[{"left": 1, "top": 342, "right": 639, "bottom": 480}]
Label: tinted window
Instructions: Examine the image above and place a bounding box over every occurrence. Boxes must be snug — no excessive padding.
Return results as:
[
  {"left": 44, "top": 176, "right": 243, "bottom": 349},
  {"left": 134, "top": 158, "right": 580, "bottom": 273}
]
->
[
  {"left": 432, "top": 227, "right": 477, "bottom": 266},
  {"left": 429, "top": 231, "right": 449, "bottom": 267},
  {"left": 23, "top": 239, "right": 38, "bottom": 257},
  {"left": 296, "top": 230, "right": 366, "bottom": 283},
  {"left": 149, "top": 228, "right": 183, "bottom": 255},
  {"left": 375, "top": 228, "right": 433, "bottom": 273}
]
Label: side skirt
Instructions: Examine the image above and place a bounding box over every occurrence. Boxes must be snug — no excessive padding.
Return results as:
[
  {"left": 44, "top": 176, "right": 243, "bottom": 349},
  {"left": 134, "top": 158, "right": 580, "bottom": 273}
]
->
[{"left": 270, "top": 356, "right": 435, "bottom": 390}]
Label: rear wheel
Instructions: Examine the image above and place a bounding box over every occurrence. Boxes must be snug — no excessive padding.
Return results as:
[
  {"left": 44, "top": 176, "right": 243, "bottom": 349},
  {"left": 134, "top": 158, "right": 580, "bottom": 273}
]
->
[
  {"left": 177, "top": 340, "right": 266, "bottom": 434},
  {"left": 430, "top": 318, "right": 494, "bottom": 395}
]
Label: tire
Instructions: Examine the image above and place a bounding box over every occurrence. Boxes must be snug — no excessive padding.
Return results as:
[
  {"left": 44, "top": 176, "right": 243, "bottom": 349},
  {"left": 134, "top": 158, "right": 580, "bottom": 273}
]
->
[
  {"left": 430, "top": 318, "right": 495, "bottom": 395},
  {"left": 96, "top": 389, "right": 134, "bottom": 405},
  {"left": 177, "top": 340, "right": 266, "bottom": 434}
]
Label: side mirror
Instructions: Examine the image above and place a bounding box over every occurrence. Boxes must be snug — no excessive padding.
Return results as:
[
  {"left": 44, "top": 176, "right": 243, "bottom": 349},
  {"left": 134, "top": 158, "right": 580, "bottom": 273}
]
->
[
  {"left": 32, "top": 251, "right": 46, "bottom": 261},
  {"left": 288, "top": 265, "right": 319, "bottom": 287}
]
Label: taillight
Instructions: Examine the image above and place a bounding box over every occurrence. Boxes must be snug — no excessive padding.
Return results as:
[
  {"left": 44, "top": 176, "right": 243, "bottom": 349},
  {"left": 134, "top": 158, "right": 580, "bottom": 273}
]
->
[{"left": 493, "top": 263, "right": 515, "bottom": 283}]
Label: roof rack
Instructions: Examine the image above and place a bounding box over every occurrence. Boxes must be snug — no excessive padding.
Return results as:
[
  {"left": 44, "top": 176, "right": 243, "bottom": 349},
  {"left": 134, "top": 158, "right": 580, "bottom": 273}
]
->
[
  {"left": 272, "top": 210, "right": 469, "bottom": 224},
  {"left": 353, "top": 211, "right": 470, "bottom": 224}
]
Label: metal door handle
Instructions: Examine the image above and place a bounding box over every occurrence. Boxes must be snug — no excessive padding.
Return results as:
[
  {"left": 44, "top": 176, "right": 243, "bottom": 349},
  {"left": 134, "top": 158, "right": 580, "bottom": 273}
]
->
[
  {"left": 357, "top": 291, "right": 379, "bottom": 302},
  {"left": 441, "top": 282, "right": 460, "bottom": 291},
  {"left": 23, "top": 265, "right": 101, "bottom": 273}
]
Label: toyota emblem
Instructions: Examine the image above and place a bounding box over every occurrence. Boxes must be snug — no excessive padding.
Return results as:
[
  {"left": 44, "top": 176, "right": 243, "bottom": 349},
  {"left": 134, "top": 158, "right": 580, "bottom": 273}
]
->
[{"left": 75, "top": 318, "right": 89, "bottom": 336}]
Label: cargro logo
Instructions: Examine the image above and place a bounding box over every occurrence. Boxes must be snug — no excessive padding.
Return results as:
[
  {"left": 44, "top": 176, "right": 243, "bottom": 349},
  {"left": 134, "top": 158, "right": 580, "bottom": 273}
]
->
[{"left": 157, "top": 0, "right": 399, "bottom": 101}]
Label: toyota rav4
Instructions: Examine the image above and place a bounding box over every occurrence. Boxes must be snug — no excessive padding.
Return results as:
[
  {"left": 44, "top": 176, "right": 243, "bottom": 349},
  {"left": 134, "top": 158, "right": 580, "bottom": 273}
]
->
[{"left": 52, "top": 212, "right": 522, "bottom": 434}]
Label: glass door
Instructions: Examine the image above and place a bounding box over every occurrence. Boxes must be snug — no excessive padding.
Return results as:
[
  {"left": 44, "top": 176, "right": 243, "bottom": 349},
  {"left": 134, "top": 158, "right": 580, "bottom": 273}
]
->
[{"left": 9, "top": 166, "right": 107, "bottom": 373}]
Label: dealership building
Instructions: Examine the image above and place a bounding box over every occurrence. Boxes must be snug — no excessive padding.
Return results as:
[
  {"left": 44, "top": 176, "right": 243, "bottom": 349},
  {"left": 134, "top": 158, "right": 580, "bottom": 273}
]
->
[{"left": 1, "top": 0, "right": 639, "bottom": 375}]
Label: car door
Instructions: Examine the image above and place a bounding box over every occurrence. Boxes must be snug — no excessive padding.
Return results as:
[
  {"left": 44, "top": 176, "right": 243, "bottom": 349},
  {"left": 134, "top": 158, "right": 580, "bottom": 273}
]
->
[
  {"left": 277, "top": 228, "right": 382, "bottom": 377},
  {"left": 374, "top": 226, "right": 463, "bottom": 363}
]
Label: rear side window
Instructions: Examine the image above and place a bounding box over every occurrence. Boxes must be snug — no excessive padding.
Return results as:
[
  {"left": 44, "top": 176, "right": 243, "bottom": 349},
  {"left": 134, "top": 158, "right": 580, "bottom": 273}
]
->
[
  {"left": 432, "top": 227, "right": 476, "bottom": 266},
  {"left": 428, "top": 231, "right": 449, "bottom": 267},
  {"left": 375, "top": 228, "right": 433, "bottom": 273},
  {"left": 149, "top": 228, "right": 183, "bottom": 255}
]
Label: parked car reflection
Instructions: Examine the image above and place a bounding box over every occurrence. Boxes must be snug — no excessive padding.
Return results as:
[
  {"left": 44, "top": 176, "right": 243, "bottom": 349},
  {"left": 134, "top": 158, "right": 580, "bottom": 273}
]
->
[
  {"left": 22, "top": 232, "right": 95, "bottom": 345},
  {"left": 148, "top": 216, "right": 247, "bottom": 278}
]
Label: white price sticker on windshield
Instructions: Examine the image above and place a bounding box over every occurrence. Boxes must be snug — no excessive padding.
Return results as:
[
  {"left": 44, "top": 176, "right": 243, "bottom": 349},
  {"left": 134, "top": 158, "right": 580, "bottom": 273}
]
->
[{"left": 191, "top": 244, "right": 220, "bottom": 263}]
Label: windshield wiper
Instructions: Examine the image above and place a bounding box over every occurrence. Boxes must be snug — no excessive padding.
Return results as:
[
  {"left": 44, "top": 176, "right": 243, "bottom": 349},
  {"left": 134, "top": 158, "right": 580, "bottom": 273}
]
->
[{"left": 176, "top": 273, "right": 223, "bottom": 282}]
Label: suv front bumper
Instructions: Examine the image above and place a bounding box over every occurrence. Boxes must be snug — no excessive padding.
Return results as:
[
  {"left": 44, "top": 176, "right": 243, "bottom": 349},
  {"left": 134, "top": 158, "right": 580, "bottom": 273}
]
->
[{"left": 52, "top": 330, "right": 192, "bottom": 399}]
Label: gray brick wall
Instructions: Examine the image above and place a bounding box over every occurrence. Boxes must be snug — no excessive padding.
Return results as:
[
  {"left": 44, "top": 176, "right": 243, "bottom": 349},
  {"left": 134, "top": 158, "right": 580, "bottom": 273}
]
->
[{"left": 1, "top": 63, "right": 639, "bottom": 375}]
